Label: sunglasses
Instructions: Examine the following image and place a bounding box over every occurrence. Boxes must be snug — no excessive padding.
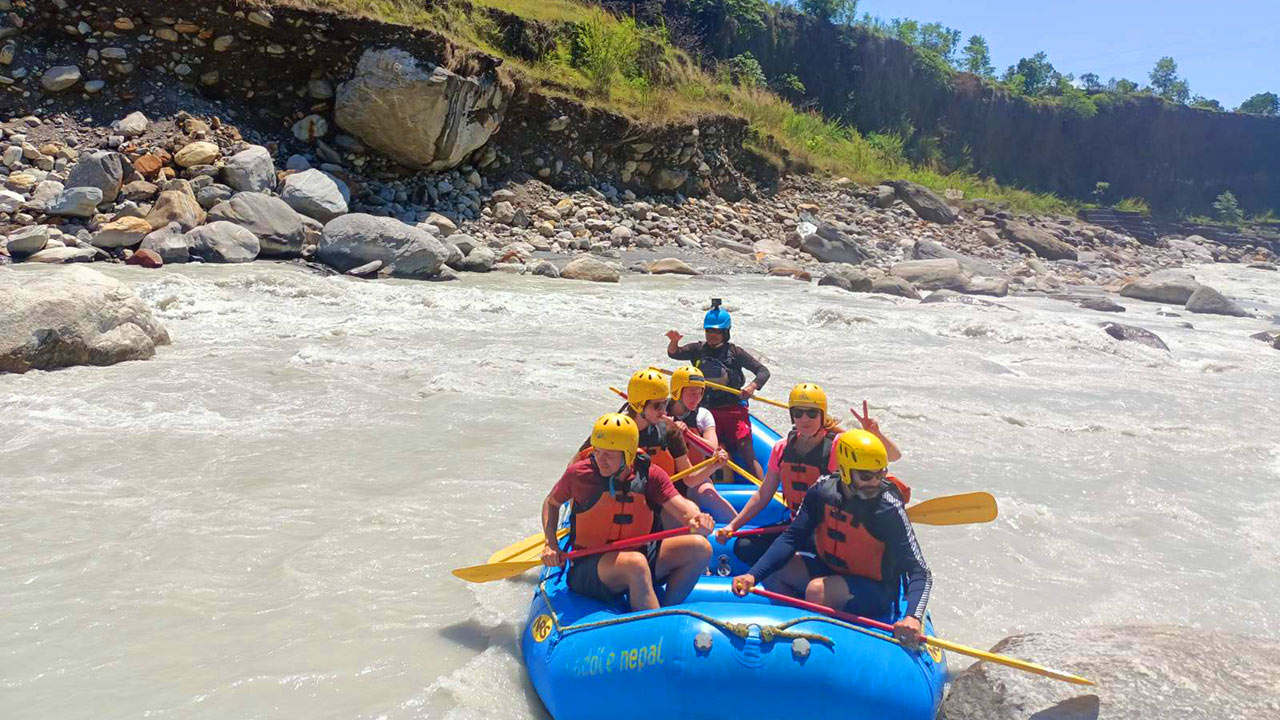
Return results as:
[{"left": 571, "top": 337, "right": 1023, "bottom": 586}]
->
[
  {"left": 790, "top": 408, "right": 822, "bottom": 419},
  {"left": 845, "top": 468, "right": 885, "bottom": 484}
]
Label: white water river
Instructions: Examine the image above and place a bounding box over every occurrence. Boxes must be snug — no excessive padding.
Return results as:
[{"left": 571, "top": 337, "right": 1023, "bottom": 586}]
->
[{"left": 2, "top": 262, "right": 1277, "bottom": 719}]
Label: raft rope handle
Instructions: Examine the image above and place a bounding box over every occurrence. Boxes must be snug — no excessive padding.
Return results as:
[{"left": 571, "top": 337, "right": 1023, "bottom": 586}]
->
[{"left": 538, "top": 581, "right": 833, "bottom": 646}]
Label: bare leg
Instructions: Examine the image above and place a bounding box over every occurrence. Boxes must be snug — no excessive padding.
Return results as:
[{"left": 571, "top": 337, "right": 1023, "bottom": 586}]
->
[
  {"left": 687, "top": 478, "right": 736, "bottom": 521},
  {"left": 766, "top": 554, "right": 814, "bottom": 597},
  {"left": 805, "top": 575, "right": 853, "bottom": 613},
  {"left": 595, "top": 550, "right": 660, "bottom": 611},
  {"left": 653, "top": 535, "right": 712, "bottom": 606}
]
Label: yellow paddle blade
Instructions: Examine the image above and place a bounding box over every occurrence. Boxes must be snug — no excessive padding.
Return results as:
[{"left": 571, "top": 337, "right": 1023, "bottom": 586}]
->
[
  {"left": 487, "top": 528, "right": 568, "bottom": 564},
  {"left": 925, "top": 635, "right": 1095, "bottom": 686},
  {"left": 906, "top": 492, "right": 998, "bottom": 526},
  {"left": 452, "top": 558, "right": 542, "bottom": 583}
]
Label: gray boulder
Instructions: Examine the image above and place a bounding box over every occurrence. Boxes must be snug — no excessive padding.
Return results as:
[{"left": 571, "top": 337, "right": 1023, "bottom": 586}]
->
[
  {"left": 1184, "top": 285, "right": 1247, "bottom": 317},
  {"left": 25, "top": 247, "right": 99, "bottom": 264},
  {"left": 459, "top": 246, "right": 495, "bottom": 273},
  {"left": 530, "top": 260, "right": 560, "bottom": 278},
  {"left": 196, "top": 184, "right": 234, "bottom": 210},
  {"left": 1119, "top": 269, "right": 1200, "bottom": 305},
  {"left": 818, "top": 268, "right": 873, "bottom": 293},
  {"left": 45, "top": 187, "right": 103, "bottom": 217},
  {"left": 1001, "top": 221, "right": 1077, "bottom": 261},
  {"left": 648, "top": 257, "right": 699, "bottom": 275},
  {"left": 222, "top": 145, "right": 277, "bottom": 193},
  {"left": 318, "top": 213, "right": 446, "bottom": 279},
  {"left": 334, "top": 48, "right": 508, "bottom": 170},
  {"left": 871, "top": 276, "right": 921, "bottom": 299},
  {"left": 139, "top": 222, "right": 190, "bottom": 264},
  {"left": 446, "top": 233, "right": 479, "bottom": 256},
  {"left": 40, "top": 65, "right": 82, "bottom": 93},
  {"left": 112, "top": 111, "right": 149, "bottom": 138},
  {"left": 913, "top": 238, "right": 1002, "bottom": 277},
  {"left": 944, "top": 625, "right": 1280, "bottom": 720},
  {"left": 801, "top": 223, "right": 871, "bottom": 264},
  {"left": 207, "top": 192, "right": 308, "bottom": 257},
  {"left": 873, "top": 185, "right": 896, "bottom": 208},
  {"left": 920, "top": 289, "right": 1014, "bottom": 310},
  {"left": 560, "top": 256, "right": 620, "bottom": 283},
  {"left": 888, "top": 181, "right": 956, "bottom": 224},
  {"left": 279, "top": 169, "right": 349, "bottom": 222},
  {"left": 185, "top": 222, "right": 261, "bottom": 263},
  {"left": 0, "top": 266, "right": 170, "bottom": 373},
  {"left": 1075, "top": 296, "right": 1126, "bottom": 313},
  {"left": 1101, "top": 322, "right": 1169, "bottom": 351},
  {"left": 890, "top": 258, "right": 972, "bottom": 291},
  {"left": 5, "top": 226, "right": 50, "bottom": 257},
  {"left": 66, "top": 151, "right": 124, "bottom": 203}
]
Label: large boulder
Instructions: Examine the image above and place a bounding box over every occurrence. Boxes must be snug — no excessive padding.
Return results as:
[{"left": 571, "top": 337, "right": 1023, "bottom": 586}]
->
[
  {"left": 648, "top": 257, "right": 699, "bottom": 275},
  {"left": 318, "top": 213, "right": 447, "bottom": 279},
  {"left": 5, "top": 226, "right": 50, "bottom": 257},
  {"left": 334, "top": 48, "right": 509, "bottom": 170},
  {"left": 871, "top": 276, "right": 921, "bottom": 299},
  {"left": 279, "top": 169, "right": 349, "bottom": 222},
  {"left": 25, "top": 246, "right": 98, "bottom": 264},
  {"left": 887, "top": 180, "right": 956, "bottom": 224},
  {"left": 818, "top": 268, "right": 874, "bottom": 293},
  {"left": 0, "top": 266, "right": 171, "bottom": 373},
  {"left": 185, "top": 222, "right": 261, "bottom": 263},
  {"left": 912, "top": 239, "right": 1002, "bottom": 277},
  {"left": 1184, "top": 285, "right": 1247, "bottom": 317},
  {"left": 801, "top": 223, "right": 871, "bottom": 264},
  {"left": 144, "top": 189, "right": 206, "bottom": 231},
  {"left": 45, "top": 187, "right": 103, "bottom": 218},
  {"left": 560, "top": 256, "right": 620, "bottom": 283},
  {"left": 207, "top": 192, "right": 308, "bottom": 257},
  {"left": 1001, "top": 221, "right": 1078, "bottom": 261},
  {"left": 1101, "top": 322, "right": 1169, "bottom": 351},
  {"left": 221, "top": 145, "right": 277, "bottom": 193},
  {"left": 139, "top": 222, "right": 190, "bottom": 264},
  {"left": 1119, "top": 269, "right": 1200, "bottom": 305},
  {"left": 91, "top": 216, "right": 152, "bottom": 248},
  {"left": 66, "top": 150, "right": 124, "bottom": 203},
  {"left": 944, "top": 625, "right": 1280, "bottom": 720},
  {"left": 890, "top": 258, "right": 972, "bottom": 291},
  {"left": 459, "top": 246, "right": 495, "bottom": 273}
]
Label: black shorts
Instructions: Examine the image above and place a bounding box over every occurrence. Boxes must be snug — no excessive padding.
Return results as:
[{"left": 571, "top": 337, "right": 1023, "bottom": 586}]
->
[
  {"left": 732, "top": 532, "right": 778, "bottom": 566},
  {"left": 566, "top": 541, "right": 661, "bottom": 604},
  {"left": 801, "top": 556, "right": 894, "bottom": 617}
]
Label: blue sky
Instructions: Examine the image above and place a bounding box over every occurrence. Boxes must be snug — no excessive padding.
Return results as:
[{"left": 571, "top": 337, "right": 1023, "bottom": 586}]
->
[{"left": 845, "top": 0, "right": 1277, "bottom": 108}]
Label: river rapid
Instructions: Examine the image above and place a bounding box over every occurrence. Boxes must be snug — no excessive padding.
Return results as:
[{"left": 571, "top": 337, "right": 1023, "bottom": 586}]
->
[{"left": 2, "top": 262, "right": 1278, "bottom": 719}]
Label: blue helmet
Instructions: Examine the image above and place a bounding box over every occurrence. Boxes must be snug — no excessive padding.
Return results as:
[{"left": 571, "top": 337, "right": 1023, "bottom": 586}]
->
[{"left": 704, "top": 302, "right": 732, "bottom": 330}]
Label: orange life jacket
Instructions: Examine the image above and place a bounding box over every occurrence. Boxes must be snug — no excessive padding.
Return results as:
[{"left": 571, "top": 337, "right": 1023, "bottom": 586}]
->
[
  {"left": 779, "top": 429, "right": 838, "bottom": 514},
  {"left": 814, "top": 477, "right": 912, "bottom": 580},
  {"left": 638, "top": 420, "right": 677, "bottom": 476},
  {"left": 569, "top": 462, "right": 657, "bottom": 549}
]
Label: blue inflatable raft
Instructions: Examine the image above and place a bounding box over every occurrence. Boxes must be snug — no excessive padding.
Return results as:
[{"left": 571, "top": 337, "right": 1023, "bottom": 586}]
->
[{"left": 522, "top": 414, "right": 947, "bottom": 719}]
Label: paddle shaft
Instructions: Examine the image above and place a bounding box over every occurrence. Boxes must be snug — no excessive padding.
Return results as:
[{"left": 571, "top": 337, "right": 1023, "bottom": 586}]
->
[
  {"left": 650, "top": 367, "right": 788, "bottom": 410},
  {"left": 563, "top": 526, "right": 692, "bottom": 561},
  {"left": 750, "top": 588, "right": 1094, "bottom": 686}
]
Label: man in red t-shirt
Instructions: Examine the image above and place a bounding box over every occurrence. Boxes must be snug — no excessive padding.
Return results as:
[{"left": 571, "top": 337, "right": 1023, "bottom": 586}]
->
[{"left": 541, "top": 413, "right": 713, "bottom": 611}]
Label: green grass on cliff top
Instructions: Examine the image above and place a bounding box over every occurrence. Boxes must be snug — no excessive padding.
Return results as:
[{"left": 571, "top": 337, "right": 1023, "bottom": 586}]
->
[{"left": 267, "top": 0, "right": 1073, "bottom": 215}]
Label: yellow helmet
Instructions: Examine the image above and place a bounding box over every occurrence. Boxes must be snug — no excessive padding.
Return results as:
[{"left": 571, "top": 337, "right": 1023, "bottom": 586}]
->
[
  {"left": 788, "top": 382, "right": 828, "bottom": 415},
  {"left": 669, "top": 365, "right": 706, "bottom": 400},
  {"left": 591, "top": 413, "right": 640, "bottom": 467},
  {"left": 834, "top": 429, "right": 888, "bottom": 481},
  {"left": 627, "top": 369, "right": 669, "bottom": 413}
]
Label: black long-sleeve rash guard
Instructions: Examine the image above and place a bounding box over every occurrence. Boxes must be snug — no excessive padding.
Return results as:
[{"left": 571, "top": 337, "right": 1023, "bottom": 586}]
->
[
  {"left": 748, "top": 475, "right": 933, "bottom": 620},
  {"left": 668, "top": 341, "right": 770, "bottom": 409}
]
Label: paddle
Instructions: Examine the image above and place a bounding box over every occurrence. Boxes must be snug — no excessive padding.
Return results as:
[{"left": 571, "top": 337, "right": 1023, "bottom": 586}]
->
[
  {"left": 455, "top": 457, "right": 719, "bottom": 582},
  {"left": 750, "top": 588, "right": 1094, "bottom": 686},
  {"left": 453, "top": 526, "right": 695, "bottom": 583},
  {"left": 610, "top": 386, "right": 787, "bottom": 504},
  {"left": 726, "top": 492, "right": 998, "bottom": 532},
  {"left": 648, "top": 366, "right": 789, "bottom": 410},
  {"left": 488, "top": 527, "right": 569, "bottom": 564}
]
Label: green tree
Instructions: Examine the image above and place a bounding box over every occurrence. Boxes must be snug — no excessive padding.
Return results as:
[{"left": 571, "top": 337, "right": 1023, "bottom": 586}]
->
[
  {"left": 1213, "top": 191, "right": 1244, "bottom": 225},
  {"left": 1108, "top": 77, "right": 1139, "bottom": 94},
  {"left": 1003, "top": 52, "right": 1057, "bottom": 95},
  {"left": 918, "top": 22, "right": 961, "bottom": 63},
  {"left": 726, "top": 52, "right": 766, "bottom": 87},
  {"left": 691, "top": 0, "right": 767, "bottom": 33},
  {"left": 1237, "top": 91, "right": 1280, "bottom": 115},
  {"left": 800, "top": 0, "right": 859, "bottom": 24},
  {"left": 1190, "top": 96, "right": 1224, "bottom": 111},
  {"left": 1092, "top": 181, "right": 1111, "bottom": 204},
  {"left": 1148, "top": 56, "right": 1190, "bottom": 104},
  {"left": 960, "top": 35, "right": 994, "bottom": 77},
  {"left": 1079, "top": 73, "right": 1104, "bottom": 93}
]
